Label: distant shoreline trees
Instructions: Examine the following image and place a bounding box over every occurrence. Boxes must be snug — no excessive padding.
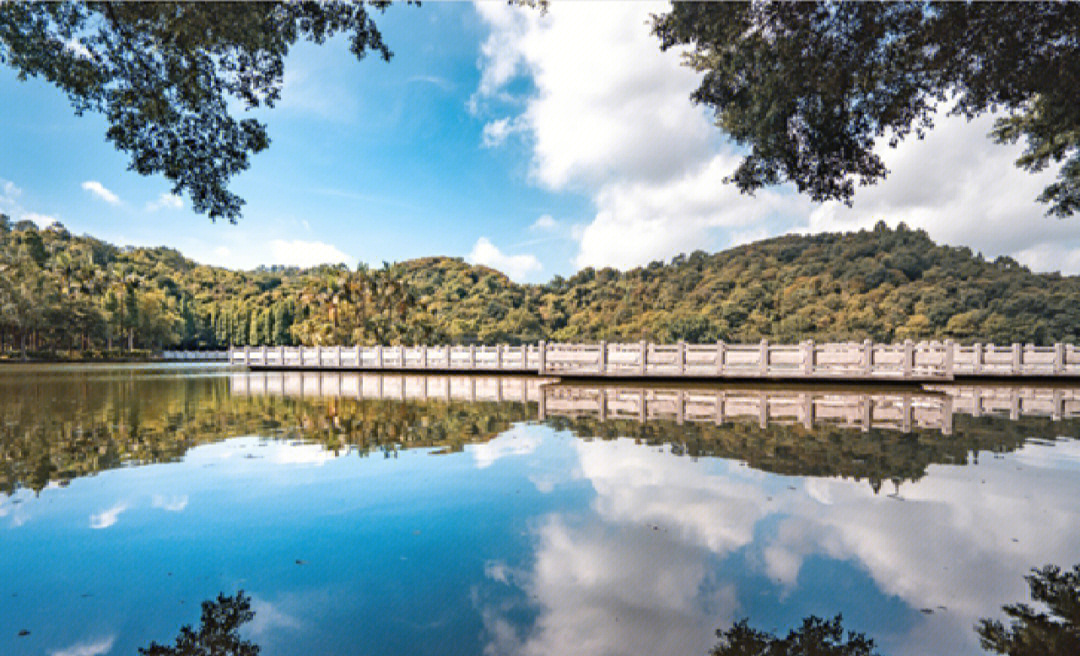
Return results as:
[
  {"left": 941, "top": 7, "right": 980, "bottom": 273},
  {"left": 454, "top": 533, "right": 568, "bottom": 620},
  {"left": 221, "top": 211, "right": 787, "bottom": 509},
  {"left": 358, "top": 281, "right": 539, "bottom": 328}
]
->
[{"left": 3, "top": 215, "right": 1080, "bottom": 358}]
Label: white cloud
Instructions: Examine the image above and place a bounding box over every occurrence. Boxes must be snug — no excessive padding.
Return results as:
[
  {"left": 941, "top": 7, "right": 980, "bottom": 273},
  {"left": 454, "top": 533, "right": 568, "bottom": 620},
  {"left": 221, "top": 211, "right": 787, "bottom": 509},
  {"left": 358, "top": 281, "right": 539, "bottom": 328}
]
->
[
  {"left": 481, "top": 116, "right": 525, "bottom": 148},
  {"left": 145, "top": 193, "right": 183, "bottom": 212},
  {"left": 468, "top": 236, "right": 543, "bottom": 281},
  {"left": 183, "top": 234, "right": 354, "bottom": 270},
  {"left": 1, "top": 178, "right": 22, "bottom": 204},
  {"left": 268, "top": 239, "right": 350, "bottom": 268},
  {"left": 469, "top": 5, "right": 531, "bottom": 114},
  {"left": 22, "top": 212, "right": 60, "bottom": 228},
  {"left": 89, "top": 502, "right": 128, "bottom": 529},
  {"left": 473, "top": 2, "right": 807, "bottom": 270},
  {"left": 49, "top": 635, "right": 116, "bottom": 656},
  {"left": 473, "top": 3, "right": 1074, "bottom": 273},
  {"left": 576, "top": 155, "right": 807, "bottom": 269},
  {"left": 151, "top": 494, "right": 189, "bottom": 512},
  {"left": 1, "top": 178, "right": 60, "bottom": 228},
  {"left": 530, "top": 214, "right": 559, "bottom": 231},
  {"left": 81, "top": 180, "right": 121, "bottom": 205},
  {"left": 408, "top": 75, "right": 454, "bottom": 91},
  {"left": 797, "top": 111, "right": 1076, "bottom": 272},
  {"left": 474, "top": 2, "right": 712, "bottom": 190}
]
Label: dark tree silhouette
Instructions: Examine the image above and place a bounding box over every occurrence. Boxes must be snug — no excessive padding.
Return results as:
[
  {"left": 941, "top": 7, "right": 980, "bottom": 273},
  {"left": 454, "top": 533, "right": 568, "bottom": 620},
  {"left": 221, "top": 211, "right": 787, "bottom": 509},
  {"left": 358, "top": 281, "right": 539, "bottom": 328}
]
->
[
  {"left": 0, "top": 2, "right": 399, "bottom": 221},
  {"left": 977, "top": 564, "right": 1080, "bottom": 656},
  {"left": 709, "top": 615, "right": 879, "bottom": 656},
  {"left": 654, "top": 2, "right": 1080, "bottom": 217},
  {"left": 139, "top": 591, "right": 259, "bottom": 656}
]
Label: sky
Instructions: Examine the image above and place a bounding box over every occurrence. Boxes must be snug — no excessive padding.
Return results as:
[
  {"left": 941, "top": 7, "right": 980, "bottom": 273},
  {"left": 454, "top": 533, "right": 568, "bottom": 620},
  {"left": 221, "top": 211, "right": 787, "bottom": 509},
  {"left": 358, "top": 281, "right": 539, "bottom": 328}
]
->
[{"left": 1, "top": 1, "right": 1078, "bottom": 282}]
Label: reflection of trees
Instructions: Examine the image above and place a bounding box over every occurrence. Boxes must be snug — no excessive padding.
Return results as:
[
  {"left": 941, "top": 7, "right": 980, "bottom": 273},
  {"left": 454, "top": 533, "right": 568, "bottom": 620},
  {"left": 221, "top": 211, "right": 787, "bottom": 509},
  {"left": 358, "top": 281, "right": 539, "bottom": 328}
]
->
[
  {"left": 545, "top": 414, "right": 1080, "bottom": 492},
  {"left": 708, "top": 564, "right": 1080, "bottom": 656},
  {"left": 139, "top": 591, "right": 258, "bottom": 656},
  {"left": 4, "top": 370, "right": 1079, "bottom": 495},
  {"left": 977, "top": 564, "right": 1080, "bottom": 656},
  {"left": 709, "top": 615, "right": 879, "bottom": 656},
  {"left": 0, "top": 372, "right": 531, "bottom": 493}
]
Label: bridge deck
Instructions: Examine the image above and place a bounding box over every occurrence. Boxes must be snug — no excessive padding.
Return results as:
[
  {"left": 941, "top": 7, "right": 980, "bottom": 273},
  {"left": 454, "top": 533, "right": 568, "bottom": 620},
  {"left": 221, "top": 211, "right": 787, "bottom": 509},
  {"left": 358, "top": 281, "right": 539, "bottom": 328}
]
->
[{"left": 224, "top": 340, "right": 1080, "bottom": 382}]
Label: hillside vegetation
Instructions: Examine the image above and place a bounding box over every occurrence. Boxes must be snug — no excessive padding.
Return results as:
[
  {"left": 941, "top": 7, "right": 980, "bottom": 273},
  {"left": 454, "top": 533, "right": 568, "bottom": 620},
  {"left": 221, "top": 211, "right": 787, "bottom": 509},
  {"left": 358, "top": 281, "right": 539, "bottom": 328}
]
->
[{"left": 2, "top": 214, "right": 1078, "bottom": 357}]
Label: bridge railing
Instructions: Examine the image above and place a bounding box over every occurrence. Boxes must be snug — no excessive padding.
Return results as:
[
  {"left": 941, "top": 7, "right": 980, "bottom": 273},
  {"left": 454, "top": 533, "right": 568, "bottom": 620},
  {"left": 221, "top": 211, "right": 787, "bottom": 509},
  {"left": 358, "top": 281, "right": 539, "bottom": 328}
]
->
[{"left": 226, "top": 340, "right": 1080, "bottom": 380}]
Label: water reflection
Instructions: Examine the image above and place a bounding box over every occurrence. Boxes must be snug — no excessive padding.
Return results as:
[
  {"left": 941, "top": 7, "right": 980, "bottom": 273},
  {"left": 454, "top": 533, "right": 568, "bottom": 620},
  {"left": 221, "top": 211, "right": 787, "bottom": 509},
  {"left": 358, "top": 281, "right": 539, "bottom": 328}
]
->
[
  {"left": 4, "top": 368, "right": 1080, "bottom": 494},
  {"left": 976, "top": 564, "right": 1080, "bottom": 656},
  {"left": 139, "top": 591, "right": 257, "bottom": 656},
  {"left": 137, "top": 563, "right": 1080, "bottom": 656},
  {"left": 230, "top": 372, "right": 1080, "bottom": 492},
  {"left": 0, "top": 367, "right": 535, "bottom": 493},
  {"left": 709, "top": 615, "right": 879, "bottom": 656},
  {"left": 3, "top": 366, "right": 1080, "bottom": 656}
]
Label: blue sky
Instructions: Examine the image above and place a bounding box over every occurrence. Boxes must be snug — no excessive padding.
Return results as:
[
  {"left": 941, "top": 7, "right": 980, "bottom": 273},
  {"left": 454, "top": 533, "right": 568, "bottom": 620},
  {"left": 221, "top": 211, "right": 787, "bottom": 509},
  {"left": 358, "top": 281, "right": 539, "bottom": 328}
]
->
[{"left": 2, "top": 2, "right": 1078, "bottom": 280}]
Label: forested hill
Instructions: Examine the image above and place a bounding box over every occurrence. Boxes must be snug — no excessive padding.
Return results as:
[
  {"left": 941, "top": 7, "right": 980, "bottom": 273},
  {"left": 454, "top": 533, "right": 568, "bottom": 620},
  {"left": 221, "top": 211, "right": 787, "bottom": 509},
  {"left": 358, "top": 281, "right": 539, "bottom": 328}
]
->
[{"left": 2, "top": 215, "right": 1079, "bottom": 356}]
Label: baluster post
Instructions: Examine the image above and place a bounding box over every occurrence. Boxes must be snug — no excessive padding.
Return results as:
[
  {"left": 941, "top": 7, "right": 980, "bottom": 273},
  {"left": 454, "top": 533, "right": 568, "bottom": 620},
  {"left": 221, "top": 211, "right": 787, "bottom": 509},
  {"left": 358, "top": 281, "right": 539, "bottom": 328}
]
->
[{"left": 943, "top": 340, "right": 954, "bottom": 379}]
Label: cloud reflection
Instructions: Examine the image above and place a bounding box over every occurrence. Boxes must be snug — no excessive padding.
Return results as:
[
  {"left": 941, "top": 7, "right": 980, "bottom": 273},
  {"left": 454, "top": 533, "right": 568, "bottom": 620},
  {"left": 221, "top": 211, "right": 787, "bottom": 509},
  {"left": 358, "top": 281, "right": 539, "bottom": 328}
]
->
[
  {"left": 89, "top": 502, "right": 128, "bottom": 529},
  {"left": 481, "top": 435, "right": 1080, "bottom": 656},
  {"left": 151, "top": 494, "right": 189, "bottom": 512},
  {"left": 49, "top": 635, "right": 116, "bottom": 656},
  {"left": 471, "top": 429, "right": 542, "bottom": 469}
]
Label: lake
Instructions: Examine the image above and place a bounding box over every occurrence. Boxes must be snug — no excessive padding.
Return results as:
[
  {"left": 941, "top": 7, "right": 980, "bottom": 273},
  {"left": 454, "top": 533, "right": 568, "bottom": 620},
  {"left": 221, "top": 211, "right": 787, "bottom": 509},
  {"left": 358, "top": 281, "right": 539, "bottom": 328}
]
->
[{"left": 3, "top": 364, "right": 1080, "bottom": 656}]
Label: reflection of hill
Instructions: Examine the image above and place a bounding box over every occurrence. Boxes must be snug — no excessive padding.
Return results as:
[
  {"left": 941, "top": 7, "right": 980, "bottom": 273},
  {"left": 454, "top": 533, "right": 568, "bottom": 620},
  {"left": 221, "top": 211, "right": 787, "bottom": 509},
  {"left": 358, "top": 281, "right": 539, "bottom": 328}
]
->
[
  {"left": 545, "top": 413, "right": 1080, "bottom": 492},
  {"left": 0, "top": 369, "right": 532, "bottom": 494},
  {"left": 4, "top": 368, "right": 1080, "bottom": 495}
]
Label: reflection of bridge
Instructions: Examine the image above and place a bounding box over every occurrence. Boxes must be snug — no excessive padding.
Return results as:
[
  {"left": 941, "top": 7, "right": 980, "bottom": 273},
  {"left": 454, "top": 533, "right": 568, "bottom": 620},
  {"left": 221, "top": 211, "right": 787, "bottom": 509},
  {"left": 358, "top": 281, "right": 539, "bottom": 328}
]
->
[
  {"left": 229, "top": 371, "right": 1080, "bottom": 436},
  {"left": 230, "top": 370, "right": 551, "bottom": 404}
]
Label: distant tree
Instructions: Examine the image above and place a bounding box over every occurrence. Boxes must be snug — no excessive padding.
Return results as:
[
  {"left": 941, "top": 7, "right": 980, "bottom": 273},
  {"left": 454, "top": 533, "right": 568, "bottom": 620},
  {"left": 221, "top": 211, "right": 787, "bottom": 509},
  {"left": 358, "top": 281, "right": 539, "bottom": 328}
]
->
[
  {"left": 977, "top": 564, "right": 1080, "bottom": 656},
  {"left": 653, "top": 2, "right": 1080, "bottom": 217},
  {"left": 0, "top": 2, "right": 400, "bottom": 222}
]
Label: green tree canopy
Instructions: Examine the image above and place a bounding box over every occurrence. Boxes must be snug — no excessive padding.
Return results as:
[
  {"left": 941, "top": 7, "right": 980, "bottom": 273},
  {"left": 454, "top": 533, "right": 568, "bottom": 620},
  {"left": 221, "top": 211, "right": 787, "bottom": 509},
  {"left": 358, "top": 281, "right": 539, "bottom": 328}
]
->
[
  {"left": 653, "top": 2, "right": 1080, "bottom": 217},
  {"left": 0, "top": 1, "right": 398, "bottom": 221}
]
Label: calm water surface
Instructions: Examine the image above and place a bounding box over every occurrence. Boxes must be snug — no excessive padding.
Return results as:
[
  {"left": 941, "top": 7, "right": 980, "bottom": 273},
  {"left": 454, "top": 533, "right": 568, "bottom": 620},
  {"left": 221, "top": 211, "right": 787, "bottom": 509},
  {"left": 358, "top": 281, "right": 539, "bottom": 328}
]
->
[{"left": 3, "top": 364, "right": 1080, "bottom": 656}]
